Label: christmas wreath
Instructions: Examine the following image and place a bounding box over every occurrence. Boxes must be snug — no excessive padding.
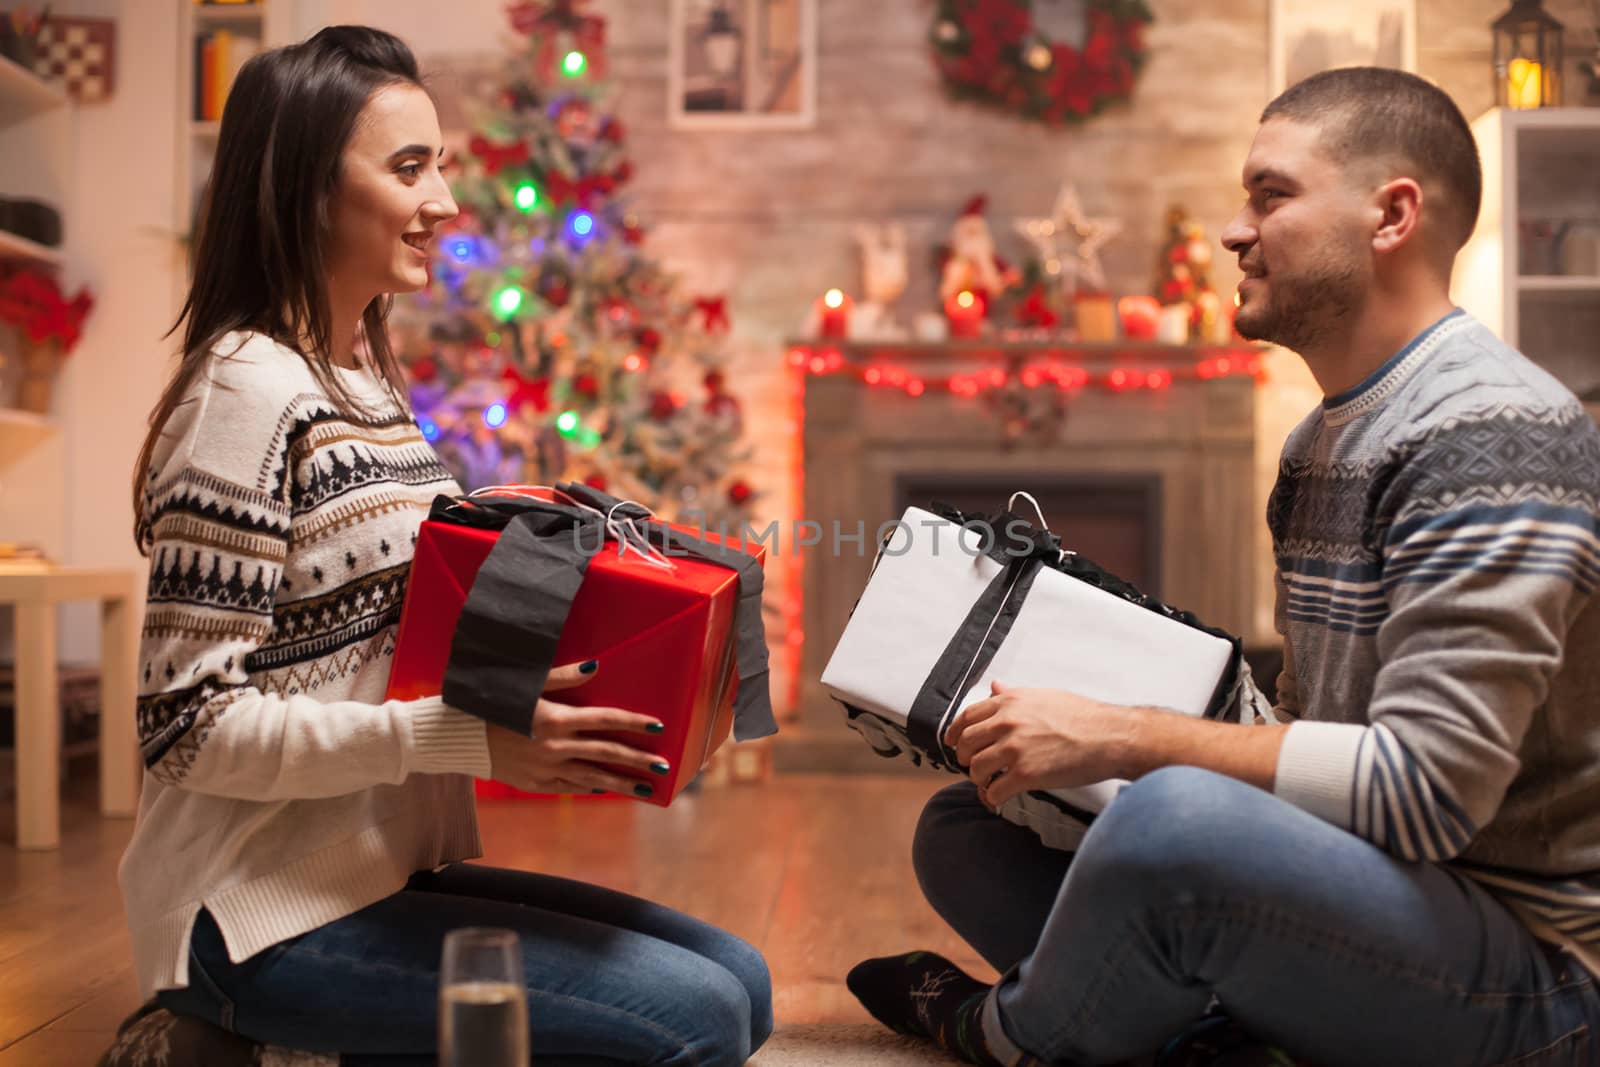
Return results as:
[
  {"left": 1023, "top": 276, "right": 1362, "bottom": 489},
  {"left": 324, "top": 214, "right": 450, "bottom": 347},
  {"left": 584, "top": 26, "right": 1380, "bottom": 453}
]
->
[{"left": 931, "top": 0, "right": 1152, "bottom": 125}]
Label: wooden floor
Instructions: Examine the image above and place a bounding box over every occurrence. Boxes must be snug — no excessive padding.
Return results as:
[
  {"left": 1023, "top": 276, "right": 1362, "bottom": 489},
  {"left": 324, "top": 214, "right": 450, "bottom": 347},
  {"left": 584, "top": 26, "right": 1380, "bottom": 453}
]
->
[{"left": 0, "top": 770, "right": 990, "bottom": 1066}]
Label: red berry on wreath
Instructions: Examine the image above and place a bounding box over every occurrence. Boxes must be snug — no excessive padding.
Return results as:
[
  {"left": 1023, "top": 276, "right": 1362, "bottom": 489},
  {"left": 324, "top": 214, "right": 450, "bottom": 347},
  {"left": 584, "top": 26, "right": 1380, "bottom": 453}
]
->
[
  {"left": 728, "top": 480, "right": 753, "bottom": 506},
  {"left": 635, "top": 326, "right": 662, "bottom": 356},
  {"left": 574, "top": 373, "right": 599, "bottom": 397}
]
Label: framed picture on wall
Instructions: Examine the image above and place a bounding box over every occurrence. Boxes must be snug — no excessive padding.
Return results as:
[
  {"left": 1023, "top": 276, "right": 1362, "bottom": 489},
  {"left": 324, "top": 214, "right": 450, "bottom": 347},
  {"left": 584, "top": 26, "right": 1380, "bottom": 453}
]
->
[
  {"left": 668, "top": 0, "right": 817, "bottom": 129},
  {"left": 1268, "top": 0, "right": 1417, "bottom": 98}
]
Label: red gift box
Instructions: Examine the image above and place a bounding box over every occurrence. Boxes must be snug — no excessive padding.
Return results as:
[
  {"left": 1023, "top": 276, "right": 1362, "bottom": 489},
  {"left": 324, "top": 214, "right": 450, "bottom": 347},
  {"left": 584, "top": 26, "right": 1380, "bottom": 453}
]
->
[{"left": 386, "top": 498, "right": 765, "bottom": 806}]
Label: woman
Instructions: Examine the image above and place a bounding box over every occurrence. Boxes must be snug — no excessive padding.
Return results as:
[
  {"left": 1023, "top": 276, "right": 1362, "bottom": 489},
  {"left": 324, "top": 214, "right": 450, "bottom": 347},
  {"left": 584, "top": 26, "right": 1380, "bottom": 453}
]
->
[{"left": 112, "top": 25, "right": 771, "bottom": 1067}]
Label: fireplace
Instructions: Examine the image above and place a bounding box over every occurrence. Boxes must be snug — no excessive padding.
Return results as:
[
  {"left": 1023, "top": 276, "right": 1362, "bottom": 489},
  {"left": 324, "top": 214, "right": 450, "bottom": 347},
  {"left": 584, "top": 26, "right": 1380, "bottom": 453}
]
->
[
  {"left": 893, "top": 473, "right": 1163, "bottom": 596},
  {"left": 780, "top": 341, "right": 1259, "bottom": 772}
]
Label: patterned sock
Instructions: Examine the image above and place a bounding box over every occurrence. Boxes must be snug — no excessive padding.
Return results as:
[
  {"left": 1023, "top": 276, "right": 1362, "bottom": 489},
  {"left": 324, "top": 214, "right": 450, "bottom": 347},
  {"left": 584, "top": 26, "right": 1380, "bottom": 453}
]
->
[{"left": 846, "top": 951, "right": 1003, "bottom": 1065}]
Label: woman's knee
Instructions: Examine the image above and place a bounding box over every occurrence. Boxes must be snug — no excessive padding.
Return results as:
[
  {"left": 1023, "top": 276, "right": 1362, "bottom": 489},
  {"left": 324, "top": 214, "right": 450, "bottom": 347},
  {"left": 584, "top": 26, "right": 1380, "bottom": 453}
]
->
[
  {"left": 703, "top": 933, "right": 773, "bottom": 1052},
  {"left": 664, "top": 962, "right": 754, "bottom": 1067}
]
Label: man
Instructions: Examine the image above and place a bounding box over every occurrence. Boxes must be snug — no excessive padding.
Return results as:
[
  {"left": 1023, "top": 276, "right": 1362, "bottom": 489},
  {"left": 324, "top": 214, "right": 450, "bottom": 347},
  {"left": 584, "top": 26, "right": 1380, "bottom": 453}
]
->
[{"left": 847, "top": 67, "right": 1600, "bottom": 1067}]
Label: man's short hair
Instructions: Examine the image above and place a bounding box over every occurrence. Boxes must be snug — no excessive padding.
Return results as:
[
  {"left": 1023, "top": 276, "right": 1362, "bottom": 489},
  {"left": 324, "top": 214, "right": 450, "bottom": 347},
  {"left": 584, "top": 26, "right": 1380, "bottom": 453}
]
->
[{"left": 1262, "top": 67, "right": 1482, "bottom": 256}]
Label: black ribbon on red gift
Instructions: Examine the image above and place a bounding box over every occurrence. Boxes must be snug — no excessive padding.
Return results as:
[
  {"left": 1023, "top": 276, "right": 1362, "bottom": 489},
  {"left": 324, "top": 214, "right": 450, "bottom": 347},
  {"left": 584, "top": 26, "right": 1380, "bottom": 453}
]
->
[{"left": 431, "top": 484, "right": 774, "bottom": 741}]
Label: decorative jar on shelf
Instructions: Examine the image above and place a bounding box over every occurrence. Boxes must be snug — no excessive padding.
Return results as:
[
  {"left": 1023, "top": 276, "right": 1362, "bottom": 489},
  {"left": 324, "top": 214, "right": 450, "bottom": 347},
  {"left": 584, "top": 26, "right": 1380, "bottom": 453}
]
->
[{"left": 18, "top": 337, "right": 61, "bottom": 415}]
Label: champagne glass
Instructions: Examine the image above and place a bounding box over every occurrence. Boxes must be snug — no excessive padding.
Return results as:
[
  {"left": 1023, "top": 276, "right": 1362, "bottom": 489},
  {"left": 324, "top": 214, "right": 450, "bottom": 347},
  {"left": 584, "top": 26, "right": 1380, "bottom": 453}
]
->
[{"left": 439, "top": 927, "right": 529, "bottom": 1067}]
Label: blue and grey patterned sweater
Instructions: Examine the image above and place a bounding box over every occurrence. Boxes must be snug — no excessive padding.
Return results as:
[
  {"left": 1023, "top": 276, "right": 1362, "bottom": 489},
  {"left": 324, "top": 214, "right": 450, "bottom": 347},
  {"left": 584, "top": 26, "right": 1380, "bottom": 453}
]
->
[{"left": 1266, "top": 310, "right": 1600, "bottom": 974}]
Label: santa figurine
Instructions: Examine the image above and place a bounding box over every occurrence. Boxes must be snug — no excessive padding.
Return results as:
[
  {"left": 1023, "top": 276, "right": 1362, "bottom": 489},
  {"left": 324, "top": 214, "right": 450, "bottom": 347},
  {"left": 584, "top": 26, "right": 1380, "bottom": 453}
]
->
[{"left": 939, "top": 195, "right": 1020, "bottom": 315}]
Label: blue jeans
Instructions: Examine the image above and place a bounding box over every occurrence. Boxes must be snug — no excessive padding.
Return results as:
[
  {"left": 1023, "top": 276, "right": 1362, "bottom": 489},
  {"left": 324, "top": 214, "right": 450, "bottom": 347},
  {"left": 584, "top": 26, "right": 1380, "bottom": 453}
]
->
[
  {"left": 913, "top": 767, "right": 1600, "bottom": 1067},
  {"left": 157, "top": 863, "right": 772, "bottom": 1066}
]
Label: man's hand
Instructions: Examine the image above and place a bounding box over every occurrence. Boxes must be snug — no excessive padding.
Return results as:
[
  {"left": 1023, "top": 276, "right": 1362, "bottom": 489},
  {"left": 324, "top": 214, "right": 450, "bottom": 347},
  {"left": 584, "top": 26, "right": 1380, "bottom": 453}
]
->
[
  {"left": 945, "top": 679, "right": 1289, "bottom": 810},
  {"left": 945, "top": 680, "right": 1144, "bottom": 809},
  {"left": 485, "top": 659, "right": 668, "bottom": 795}
]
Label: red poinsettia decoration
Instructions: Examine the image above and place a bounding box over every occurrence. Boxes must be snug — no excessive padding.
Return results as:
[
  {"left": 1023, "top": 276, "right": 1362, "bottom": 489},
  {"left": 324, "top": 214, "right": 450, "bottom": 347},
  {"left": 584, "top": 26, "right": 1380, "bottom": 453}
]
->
[
  {"left": 692, "top": 295, "right": 730, "bottom": 333},
  {"left": 1015, "top": 284, "right": 1059, "bottom": 329},
  {"left": 469, "top": 135, "right": 531, "bottom": 176},
  {"left": 501, "top": 363, "right": 551, "bottom": 413},
  {"left": 0, "top": 268, "right": 94, "bottom": 353}
]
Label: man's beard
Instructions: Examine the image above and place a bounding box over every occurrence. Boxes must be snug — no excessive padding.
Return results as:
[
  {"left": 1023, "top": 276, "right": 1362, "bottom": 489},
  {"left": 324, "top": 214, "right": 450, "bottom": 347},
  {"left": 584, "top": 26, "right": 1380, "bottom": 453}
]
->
[{"left": 1233, "top": 256, "right": 1364, "bottom": 353}]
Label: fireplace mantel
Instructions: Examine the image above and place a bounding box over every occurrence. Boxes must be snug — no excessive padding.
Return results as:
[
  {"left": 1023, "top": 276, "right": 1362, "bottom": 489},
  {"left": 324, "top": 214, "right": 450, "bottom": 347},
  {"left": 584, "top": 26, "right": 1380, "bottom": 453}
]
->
[
  {"left": 789, "top": 339, "right": 1263, "bottom": 363},
  {"left": 779, "top": 340, "right": 1260, "bottom": 772}
]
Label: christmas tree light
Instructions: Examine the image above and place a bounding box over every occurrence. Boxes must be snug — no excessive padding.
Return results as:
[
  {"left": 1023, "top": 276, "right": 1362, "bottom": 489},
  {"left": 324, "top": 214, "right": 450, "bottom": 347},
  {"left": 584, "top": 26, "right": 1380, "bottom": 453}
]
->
[
  {"left": 556, "top": 410, "right": 581, "bottom": 435},
  {"left": 484, "top": 402, "right": 509, "bottom": 428},
  {"left": 514, "top": 182, "right": 540, "bottom": 212},
  {"left": 562, "top": 50, "right": 586, "bottom": 76},
  {"left": 494, "top": 285, "right": 526, "bottom": 317}
]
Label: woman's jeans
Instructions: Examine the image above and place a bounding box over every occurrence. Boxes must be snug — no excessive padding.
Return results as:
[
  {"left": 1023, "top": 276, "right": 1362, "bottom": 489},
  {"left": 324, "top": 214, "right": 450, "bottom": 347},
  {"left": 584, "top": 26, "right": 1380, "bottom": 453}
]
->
[
  {"left": 157, "top": 862, "right": 773, "bottom": 1066},
  {"left": 913, "top": 767, "right": 1600, "bottom": 1067}
]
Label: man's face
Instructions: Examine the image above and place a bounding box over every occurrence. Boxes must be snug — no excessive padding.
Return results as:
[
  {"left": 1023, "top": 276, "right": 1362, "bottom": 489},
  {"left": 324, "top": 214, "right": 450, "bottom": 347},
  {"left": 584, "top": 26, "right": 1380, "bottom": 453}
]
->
[{"left": 1221, "top": 118, "right": 1373, "bottom": 354}]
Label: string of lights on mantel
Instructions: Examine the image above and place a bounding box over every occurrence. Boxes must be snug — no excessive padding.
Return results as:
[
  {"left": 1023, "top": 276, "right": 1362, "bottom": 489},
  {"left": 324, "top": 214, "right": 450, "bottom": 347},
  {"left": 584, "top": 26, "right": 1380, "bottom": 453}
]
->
[{"left": 783, "top": 343, "right": 1267, "bottom": 399}]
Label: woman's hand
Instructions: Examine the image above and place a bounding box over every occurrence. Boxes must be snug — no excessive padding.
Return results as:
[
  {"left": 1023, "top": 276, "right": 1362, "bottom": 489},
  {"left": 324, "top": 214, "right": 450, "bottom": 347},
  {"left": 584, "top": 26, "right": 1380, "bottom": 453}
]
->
[{"left": 485, "top": 660, "right": 669, "bottom": 797}]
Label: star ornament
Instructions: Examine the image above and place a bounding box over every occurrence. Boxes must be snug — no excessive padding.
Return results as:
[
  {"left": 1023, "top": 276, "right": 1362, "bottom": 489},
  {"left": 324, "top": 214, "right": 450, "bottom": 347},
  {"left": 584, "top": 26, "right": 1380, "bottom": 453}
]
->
[{"left": 1014, "top": 184, "right": 1123, "bottom": 296}]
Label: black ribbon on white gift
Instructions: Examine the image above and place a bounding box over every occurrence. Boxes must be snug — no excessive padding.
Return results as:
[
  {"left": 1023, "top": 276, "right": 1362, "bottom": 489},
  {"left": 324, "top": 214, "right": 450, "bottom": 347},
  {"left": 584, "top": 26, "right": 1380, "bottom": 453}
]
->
[
  {"left": 430, "top": 483, "right": 775, "bottom": 741},
  {"left": 893, "top": 492, "right": 1246, "bottom": 772}
]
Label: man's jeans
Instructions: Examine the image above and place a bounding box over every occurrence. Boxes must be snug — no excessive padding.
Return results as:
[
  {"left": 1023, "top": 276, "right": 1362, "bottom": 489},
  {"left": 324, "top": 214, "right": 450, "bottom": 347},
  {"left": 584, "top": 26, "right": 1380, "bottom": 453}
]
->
[
  {"left": 913, "top": 767, "right": 1600, "bottom": 1067},
  {"left": 157, "top": 862, "right": 773, "bottom": 1066}
]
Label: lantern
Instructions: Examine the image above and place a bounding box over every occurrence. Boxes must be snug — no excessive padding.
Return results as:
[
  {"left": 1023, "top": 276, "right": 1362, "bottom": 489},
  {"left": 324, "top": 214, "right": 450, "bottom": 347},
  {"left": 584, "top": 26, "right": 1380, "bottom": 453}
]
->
[{"left": 1492, "top": 0, "right": 1564, "bottom": 109}]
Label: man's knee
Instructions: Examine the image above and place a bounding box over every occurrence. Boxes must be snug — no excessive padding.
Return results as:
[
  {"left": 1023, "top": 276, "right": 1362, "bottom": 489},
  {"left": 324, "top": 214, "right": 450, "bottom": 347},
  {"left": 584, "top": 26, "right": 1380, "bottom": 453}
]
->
[
  {"left": 1072, "top": 766, "right": 1273, "bottom": 902},
  {"left": 912, "top": 781, "right": 986, "bottom": 900}
]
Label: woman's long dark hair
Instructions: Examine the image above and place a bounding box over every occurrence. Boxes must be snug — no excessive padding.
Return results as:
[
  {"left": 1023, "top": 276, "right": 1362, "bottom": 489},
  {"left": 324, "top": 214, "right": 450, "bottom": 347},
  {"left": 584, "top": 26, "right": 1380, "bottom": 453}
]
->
[{"left": 133, "top": 25, "right": 427, "bottom": 552}]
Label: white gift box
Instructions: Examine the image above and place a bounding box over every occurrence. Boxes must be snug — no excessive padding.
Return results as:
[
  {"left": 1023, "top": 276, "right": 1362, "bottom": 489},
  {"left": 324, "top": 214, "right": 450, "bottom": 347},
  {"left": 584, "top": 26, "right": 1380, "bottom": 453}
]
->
[{"left": 822, "top": 505, "right": 1238, "bottom": 845}]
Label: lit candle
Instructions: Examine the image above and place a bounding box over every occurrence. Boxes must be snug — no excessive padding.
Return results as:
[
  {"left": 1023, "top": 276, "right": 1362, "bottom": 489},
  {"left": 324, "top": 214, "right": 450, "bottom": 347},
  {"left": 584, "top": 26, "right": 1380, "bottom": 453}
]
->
[
  {"left": 1508, "top": 57, "right": 1544, "bottom": 109},
  {"left": 817, "top": 288, "right": 853, "bottom": 338},
  {"left": 1117, "top": 296, "right": 1160, "bottom": 340},
  {"left": 944, "top": 288, "right": 985, "bottom": 338}
]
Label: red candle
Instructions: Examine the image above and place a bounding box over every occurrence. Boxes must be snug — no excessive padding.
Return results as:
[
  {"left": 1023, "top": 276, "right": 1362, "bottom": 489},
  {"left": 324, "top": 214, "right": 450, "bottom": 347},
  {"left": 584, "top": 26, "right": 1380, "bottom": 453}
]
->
[
  {"left": 817, "top": 288, "right": 853, "bottom": 338},
  {"left": 1117, "top": 296, "right": 1160, "bottom": 340},
  {"left": 944, "top": 288, "right": 985, "bottom": 338}
]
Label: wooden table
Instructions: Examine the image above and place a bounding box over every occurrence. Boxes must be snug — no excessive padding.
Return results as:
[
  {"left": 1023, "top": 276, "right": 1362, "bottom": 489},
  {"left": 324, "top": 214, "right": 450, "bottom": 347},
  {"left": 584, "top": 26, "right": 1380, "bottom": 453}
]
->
[{"left": 1, "top": 566, "right": 140, "bottom": 850}]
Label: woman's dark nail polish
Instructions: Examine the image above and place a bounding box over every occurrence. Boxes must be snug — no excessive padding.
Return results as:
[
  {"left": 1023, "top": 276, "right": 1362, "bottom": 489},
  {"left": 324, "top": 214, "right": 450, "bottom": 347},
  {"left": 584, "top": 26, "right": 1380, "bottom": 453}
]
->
[
  {"left": 650, "top": 762, "right": 670, "bottom": 776},
  {"left": 645, "top": 722, "right": 665, "bottom": 734},
  {"left": 633, "top": 783, "right": 654, "bottom": 798},
  {"left": 579, "top": 660, "right": 598, "bottom": 674}
]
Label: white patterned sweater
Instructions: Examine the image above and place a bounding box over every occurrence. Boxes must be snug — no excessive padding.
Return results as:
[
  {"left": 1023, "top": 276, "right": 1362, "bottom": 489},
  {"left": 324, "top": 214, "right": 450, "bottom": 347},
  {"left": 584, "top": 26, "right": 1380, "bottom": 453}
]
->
[{"left": 118, "top": 332, "right": 492, "bottom": 999}]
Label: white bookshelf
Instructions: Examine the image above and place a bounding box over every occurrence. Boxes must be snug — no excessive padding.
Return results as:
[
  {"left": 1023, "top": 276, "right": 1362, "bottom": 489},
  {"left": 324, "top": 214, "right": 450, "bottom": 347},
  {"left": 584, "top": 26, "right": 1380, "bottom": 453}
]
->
[
  {"left": 0, "top": 55, "right": 66, "bottom": 127},
  {"left": 0, "top": 230, "right": 64, "bottom": 269},
  {"left": 0, "top": 48, "right": 70, "bottom": 555},
  {"left": 1454, "top": 108, "right": 1600, "bottom": 400},
  {"left": 175, "top": 2, "right": 289, "bottom": 280}
]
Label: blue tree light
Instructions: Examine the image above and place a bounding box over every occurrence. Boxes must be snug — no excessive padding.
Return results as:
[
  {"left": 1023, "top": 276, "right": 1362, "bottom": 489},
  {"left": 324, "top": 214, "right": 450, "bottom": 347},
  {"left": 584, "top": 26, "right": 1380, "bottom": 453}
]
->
[
  {"left": 447, "top": 237, "right": 476, "bottom": 263},
  {"left": 484, "top": 402, "right": 508, "bottom": 429},
  {"left": 567, "top": 211, "right": 595, "bottom": 242},
  {"left": 418, "top": 415, "right": 440, "bottom": 442}
]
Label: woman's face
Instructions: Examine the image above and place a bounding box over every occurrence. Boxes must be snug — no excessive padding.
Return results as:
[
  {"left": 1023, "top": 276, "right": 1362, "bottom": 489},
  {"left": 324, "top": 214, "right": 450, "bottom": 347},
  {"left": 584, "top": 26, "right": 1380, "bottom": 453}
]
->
[{"left": 326, "top": 83, "right": 458, "bottom": 298}]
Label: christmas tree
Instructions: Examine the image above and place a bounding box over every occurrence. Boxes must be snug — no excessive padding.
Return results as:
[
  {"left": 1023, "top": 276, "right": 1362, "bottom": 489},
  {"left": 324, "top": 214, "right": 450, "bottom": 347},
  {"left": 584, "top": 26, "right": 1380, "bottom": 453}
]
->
[{"left": 395, "top": 0, "right": 756, "bottom": 528}]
